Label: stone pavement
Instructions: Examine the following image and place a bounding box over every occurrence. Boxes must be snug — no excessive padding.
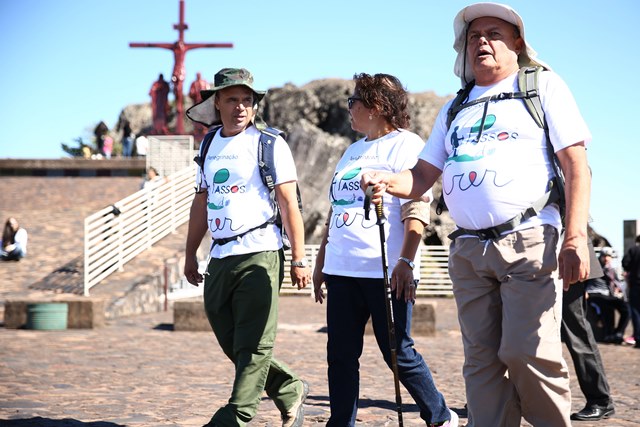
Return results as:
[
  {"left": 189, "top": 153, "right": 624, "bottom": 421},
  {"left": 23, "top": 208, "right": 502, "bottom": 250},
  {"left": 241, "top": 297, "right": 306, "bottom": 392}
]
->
[{"left": 1, "top": 295, "right": 639, "bottom": 427}]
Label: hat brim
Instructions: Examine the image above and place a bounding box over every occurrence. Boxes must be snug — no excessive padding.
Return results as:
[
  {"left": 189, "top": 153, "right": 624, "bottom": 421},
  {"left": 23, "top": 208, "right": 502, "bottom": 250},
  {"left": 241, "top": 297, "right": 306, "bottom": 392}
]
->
[
  {"left": 186, "top": 84, "right": 266, "bottom": 128},
  {"left": 452, "top": 2, "right": 550, "bottom": 86}
]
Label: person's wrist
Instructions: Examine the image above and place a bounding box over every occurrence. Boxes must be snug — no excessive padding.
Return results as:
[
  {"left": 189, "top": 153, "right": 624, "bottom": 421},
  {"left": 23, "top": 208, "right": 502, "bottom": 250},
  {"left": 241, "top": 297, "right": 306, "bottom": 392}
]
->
[
  {"left": 290, "top": 258, "right": 308, "bottom": 268},
  {"left": 398, "top": 256, "right": 415, "bottom": 269}
]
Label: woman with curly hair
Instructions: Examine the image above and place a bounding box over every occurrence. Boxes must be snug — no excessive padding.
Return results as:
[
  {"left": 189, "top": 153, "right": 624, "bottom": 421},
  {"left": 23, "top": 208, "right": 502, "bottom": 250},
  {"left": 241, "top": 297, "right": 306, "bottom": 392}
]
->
[{"left": 312, "top": 73, "right": 457, "bottom": 427}]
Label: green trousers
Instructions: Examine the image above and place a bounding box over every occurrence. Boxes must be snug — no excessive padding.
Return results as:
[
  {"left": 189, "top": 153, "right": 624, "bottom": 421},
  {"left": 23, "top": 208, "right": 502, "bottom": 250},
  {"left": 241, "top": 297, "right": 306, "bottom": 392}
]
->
[{"left": 203, "top": 250, "right": 302, "bottom": 427}]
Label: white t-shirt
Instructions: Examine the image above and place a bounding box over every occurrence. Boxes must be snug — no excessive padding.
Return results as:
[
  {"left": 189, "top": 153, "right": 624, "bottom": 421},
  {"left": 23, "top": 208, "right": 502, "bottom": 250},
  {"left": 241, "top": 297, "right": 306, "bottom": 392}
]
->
[
  {"left": 323, "top": 130, "right": 431, "bottom": 279},
  {"left": 196, "top": 126, "right": 298, "bottom": 258},
  {"left": 15, "top": 228, "right": 27, "bottom": 254},
  {"left": 135, "top": 136, "right": 149, "bottom": 156},
  {"left": 420, "top": 71, "right": 591, "bottom": 233}
]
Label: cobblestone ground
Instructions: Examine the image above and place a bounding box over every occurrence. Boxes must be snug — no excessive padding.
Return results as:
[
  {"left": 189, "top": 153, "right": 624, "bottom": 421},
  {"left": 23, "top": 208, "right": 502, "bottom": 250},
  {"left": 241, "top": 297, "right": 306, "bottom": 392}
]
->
[{"left": 1, "top": 296, "right": 639, "bottom": 427}]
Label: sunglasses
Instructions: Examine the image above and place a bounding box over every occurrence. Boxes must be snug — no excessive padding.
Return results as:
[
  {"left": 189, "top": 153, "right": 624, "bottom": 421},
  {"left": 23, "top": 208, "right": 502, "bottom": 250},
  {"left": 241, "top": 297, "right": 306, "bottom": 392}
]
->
[{"left": 347, "top": 96, "right": 362, "bottom": 109}]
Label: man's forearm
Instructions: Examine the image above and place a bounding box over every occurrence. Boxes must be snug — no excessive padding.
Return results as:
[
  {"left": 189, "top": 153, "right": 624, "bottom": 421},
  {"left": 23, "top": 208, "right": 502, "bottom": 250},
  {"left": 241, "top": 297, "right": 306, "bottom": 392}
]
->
[
  {"left": 559, "top": 145, "right": 591, "bottom": 240},
  {"left": 185, "top": 195, "right": 209, "bottom": 258},
  {"left": 387, "top": 160, "right": 441, "bottom": 199}
]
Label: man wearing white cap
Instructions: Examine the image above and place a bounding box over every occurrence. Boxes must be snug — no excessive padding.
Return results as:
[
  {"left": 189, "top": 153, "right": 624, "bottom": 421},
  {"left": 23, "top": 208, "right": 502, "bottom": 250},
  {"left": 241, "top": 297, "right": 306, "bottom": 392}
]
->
[{"left": 362, "top": 3, "right": 593, "bottom": 425}]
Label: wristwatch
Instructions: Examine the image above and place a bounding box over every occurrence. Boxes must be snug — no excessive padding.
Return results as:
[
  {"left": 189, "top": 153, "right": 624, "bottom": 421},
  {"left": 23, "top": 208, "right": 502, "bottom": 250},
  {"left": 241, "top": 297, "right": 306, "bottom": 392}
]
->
[
  {"left": 290, "top": 258, "right": 309, "bottom": 268},
  {"left": 398, "top": 256, "right": 415, "bottom": 269}
]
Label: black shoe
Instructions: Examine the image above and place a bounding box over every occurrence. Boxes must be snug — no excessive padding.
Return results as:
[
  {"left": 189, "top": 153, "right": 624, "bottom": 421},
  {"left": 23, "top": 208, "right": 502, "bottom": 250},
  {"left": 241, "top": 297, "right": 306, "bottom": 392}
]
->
[
  {"left": 603, "top": 333, "right": 624, "bottom": 344},
  {"left": 570, "top": 404, "right": 615, "bottom": 421}
]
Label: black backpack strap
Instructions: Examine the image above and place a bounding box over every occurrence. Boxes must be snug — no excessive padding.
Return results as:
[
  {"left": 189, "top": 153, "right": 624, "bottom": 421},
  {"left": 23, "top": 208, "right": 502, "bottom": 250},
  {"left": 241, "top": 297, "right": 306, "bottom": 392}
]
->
[
  {"left": 193, "top": 125, "right": 221, "bottom": 192},
  {"left": 518, "top": 66, "right": 566, "bottom": 221},
  {"left": 440, "top": 85, "right": 476, "bottom": 214},
  {"left": 258, "top": 127, "right": 282, "bottom": 191},
  {"left": 193, "top": 125, "right": 221, "bottom": 168},
  {"left": 446, "top": 81, "right": 475, "bottom": 129},
  {"left": 258, "top": 127, "right": 303, "bottom": 214}
]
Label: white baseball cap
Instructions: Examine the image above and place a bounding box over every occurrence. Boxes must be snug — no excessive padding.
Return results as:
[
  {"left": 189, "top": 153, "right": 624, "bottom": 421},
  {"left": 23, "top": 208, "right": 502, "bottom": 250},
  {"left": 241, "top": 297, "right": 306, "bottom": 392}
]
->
[{"left": 453, "top": 2, "right": 551, "bottom": 86}]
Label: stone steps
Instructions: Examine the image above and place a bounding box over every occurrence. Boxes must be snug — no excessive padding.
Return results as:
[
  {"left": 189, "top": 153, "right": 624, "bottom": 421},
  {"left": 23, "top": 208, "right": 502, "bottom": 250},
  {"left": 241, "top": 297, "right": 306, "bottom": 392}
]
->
[{"left": 0, "top": 176, "right": 190, "bottom": 325}]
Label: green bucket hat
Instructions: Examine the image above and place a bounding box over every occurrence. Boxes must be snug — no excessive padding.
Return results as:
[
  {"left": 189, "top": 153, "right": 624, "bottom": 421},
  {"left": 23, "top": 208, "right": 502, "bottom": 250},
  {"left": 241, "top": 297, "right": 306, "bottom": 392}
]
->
[{"left": 186, "top": 67, "right": 267, "bottom": 127}]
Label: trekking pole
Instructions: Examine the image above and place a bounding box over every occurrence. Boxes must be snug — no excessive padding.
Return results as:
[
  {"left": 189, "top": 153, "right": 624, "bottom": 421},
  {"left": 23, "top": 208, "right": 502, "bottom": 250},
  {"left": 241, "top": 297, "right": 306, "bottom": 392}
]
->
[{"left": 364, "top": 187, "right": 403, "bottom": 427}]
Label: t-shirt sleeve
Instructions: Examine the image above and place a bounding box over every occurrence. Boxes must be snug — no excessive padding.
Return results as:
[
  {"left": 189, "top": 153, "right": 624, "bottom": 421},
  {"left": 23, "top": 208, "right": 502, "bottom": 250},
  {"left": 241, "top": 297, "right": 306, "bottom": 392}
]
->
[
  {"left": 419, "top": 102, "right": 451, "bottom": 170},
  {"left": 540, "top": 72, "right": 592, "bottom": 152},
  {"left": 273, "top": 135, "right": 298, "bottom": 184},
  {"left": 395, "top": 131, "right": 433, "bottom": 203}
]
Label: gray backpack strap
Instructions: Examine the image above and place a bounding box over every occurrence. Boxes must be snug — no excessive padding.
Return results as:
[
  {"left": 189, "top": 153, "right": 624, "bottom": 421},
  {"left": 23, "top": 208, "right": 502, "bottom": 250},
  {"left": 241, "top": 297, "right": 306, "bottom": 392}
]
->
[
  {"left": 518, "top": 66, "right": 566, "bottom": 221},
  {"left": 518, "top": 66, "right": 545, "bottom": 129}
]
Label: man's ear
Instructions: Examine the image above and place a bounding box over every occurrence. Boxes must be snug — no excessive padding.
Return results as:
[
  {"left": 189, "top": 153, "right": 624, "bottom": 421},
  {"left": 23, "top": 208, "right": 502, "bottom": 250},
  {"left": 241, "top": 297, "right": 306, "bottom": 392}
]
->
[{"left": 515, "top": 37, "right": 524, "bottom": 55}]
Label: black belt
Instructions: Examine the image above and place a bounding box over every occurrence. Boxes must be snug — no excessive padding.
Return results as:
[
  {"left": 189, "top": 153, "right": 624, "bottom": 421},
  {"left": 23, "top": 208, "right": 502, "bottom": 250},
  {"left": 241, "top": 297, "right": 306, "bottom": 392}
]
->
[
  {"left": 212, "top": 220, "right": 272, "bottom": 247},
  {"left": 448, "top": 182, "right": 560, "bottom": 241}
]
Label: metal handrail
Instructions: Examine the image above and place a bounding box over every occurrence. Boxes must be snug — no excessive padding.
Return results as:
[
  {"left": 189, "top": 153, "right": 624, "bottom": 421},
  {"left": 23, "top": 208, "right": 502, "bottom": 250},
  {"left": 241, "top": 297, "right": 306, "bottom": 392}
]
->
[
  {"left": 83, "top": 166, "right": 196, "bottom": 295},
  {"left": 279, "top": 245, "right": 453, "bottom": 296},
  {"left": 83, "top": 163, "right": 454, "bottom": 297},
  {"left": 164, "top": 244, "right": 453, "bottom": 301}
]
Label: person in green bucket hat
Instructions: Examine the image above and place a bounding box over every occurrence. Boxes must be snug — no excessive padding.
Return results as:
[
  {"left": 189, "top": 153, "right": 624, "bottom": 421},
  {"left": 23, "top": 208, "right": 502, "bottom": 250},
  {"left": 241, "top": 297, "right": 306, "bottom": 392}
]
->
[{"left": 184, "top": 67, "right": 309, "bottom": 427}]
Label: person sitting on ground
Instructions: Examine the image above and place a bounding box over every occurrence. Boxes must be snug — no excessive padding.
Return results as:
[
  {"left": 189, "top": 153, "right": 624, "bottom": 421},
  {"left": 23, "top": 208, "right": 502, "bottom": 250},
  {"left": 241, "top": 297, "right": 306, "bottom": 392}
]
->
[
  {"left": 1, "top": 217, "right": 28, "bottom": 261},
  {"left": 141, "top": 167, "right": 166, "bottom": 189},
  {"left": 586, "top": 247, "right": 630, "bottom": 344}
]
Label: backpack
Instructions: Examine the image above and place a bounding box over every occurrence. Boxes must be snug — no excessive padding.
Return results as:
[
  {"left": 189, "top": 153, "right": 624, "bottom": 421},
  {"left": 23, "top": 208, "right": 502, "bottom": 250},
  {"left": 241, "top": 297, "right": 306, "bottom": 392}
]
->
[
  {"left": 441, "top": 67, "right": 603, "bottom": 279},
  {"left": 438, "top": 66, "right": 565, "bottom": 239},
  {"left": 194, "top": 125, "right": 303, "bottom": 249}
]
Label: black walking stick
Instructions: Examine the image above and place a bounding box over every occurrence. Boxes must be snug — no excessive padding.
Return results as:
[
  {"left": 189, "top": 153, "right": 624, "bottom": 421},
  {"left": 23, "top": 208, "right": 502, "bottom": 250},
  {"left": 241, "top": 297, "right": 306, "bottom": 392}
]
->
[{"left": 364, "top": 187, "right": 404, "bottom": 426}]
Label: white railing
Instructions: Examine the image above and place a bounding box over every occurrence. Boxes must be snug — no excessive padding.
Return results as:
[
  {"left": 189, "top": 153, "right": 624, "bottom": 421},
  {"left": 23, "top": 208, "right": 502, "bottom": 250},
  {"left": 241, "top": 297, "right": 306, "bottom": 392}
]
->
[
  {"left": 83, "top": 166, "right": 196, "bottom": 296},
  {"left": 163, "top": 244, "right": 453, "bottom": 302},
  {"left": 280, "top": 244, "right": 453, "bottom": 296}
]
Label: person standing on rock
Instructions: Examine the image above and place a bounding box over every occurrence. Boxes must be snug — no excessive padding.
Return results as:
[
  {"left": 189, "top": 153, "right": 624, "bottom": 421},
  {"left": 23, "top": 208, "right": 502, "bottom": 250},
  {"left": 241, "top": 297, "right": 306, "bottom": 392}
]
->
[
  {"left": 149, "top": 73, "right": 170, "bottom": 135},
  {"left": 183, "top": 67, "right": 310, "bottom": 427}
]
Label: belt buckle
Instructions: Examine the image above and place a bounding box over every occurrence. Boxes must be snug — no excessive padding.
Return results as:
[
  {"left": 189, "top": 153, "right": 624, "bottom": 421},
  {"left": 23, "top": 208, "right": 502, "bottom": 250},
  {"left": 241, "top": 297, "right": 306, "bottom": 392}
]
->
[{"left": 478, "top": 227, "right": 500, "bottom": 241}]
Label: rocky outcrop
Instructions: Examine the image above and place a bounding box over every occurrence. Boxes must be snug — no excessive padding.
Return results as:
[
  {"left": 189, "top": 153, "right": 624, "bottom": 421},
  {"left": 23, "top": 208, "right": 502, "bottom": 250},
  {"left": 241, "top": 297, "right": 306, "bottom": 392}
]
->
[{"left": 259, "top": 79, "right": 454, "bottom": 244}]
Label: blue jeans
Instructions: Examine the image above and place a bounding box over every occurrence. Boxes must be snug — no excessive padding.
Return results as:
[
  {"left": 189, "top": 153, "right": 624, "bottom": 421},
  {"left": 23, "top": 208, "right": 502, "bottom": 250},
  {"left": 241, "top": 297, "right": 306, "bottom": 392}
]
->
[
  {"left": 122, "top": 137, "right": 133, "bottom": 157},
  {"left": 325, "top": 274, "right": 449, "bottom": 426},
  {"left": 1, "top": 246, "right": 25, "bottom": 261}
]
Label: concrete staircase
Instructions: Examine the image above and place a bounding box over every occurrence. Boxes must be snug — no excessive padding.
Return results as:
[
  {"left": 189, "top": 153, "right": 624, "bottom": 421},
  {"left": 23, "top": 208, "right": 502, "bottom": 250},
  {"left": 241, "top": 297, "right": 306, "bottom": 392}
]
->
[{"left": 0, "top": 176, "right": 190, "bottom": 324}]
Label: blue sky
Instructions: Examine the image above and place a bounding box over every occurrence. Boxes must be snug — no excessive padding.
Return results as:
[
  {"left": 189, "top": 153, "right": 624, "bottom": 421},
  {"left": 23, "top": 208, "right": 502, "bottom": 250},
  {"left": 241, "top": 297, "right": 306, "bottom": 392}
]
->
[{"left": 1, "top": 0, "right": 638, "bottom": 256}]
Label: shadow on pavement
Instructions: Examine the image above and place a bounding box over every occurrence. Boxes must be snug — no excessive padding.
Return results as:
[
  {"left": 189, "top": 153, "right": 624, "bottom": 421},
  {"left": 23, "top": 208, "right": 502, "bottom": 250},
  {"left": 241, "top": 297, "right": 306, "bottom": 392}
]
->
[{"left": 0, "top": 418, "right": 125, "bottom": 426}]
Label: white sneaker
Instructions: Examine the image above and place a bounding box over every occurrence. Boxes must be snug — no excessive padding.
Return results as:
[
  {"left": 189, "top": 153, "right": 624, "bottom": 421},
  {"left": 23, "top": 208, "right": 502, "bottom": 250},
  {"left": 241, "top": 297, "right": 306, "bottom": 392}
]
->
[
  {"left": 429, "top": 409, "right": 459, "bottom": 427},
  {"left": 447, "top": 409, "right": 459, "bottom": 427}
]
